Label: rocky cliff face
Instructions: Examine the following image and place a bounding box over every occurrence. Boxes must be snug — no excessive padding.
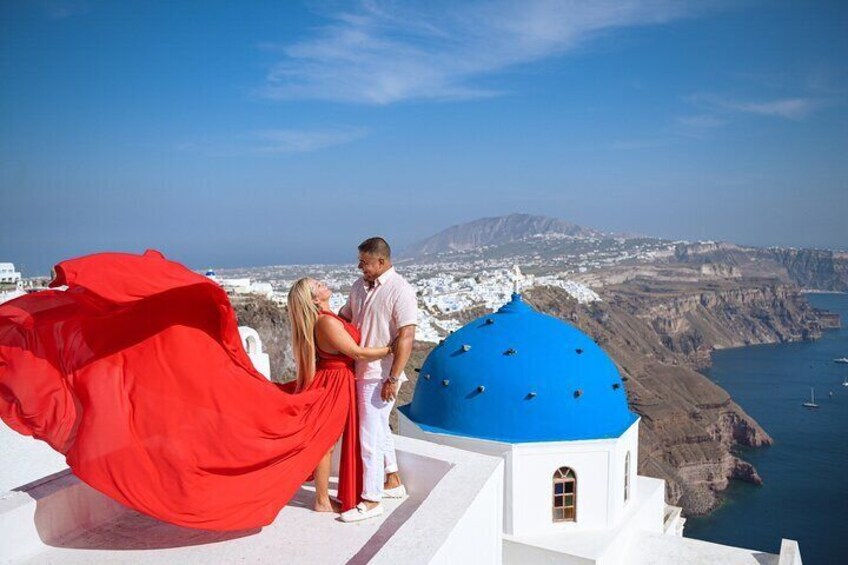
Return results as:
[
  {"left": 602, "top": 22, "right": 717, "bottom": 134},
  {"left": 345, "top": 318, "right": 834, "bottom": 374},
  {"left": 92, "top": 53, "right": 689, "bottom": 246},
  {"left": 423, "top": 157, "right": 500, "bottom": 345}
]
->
[
  {"left": 606, "top": 281, "right": 824, "bottom": 367},
  {"left": 672, "top": 242, "right": 848, "bottom": 292},
  {"left": 759, "top": 248, "right": 848, "bottom": 292}
]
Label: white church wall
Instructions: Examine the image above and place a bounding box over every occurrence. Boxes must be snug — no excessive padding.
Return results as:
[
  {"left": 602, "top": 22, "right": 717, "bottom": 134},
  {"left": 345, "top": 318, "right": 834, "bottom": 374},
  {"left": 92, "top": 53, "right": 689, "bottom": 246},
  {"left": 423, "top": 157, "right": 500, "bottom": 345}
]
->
[
  {"left": 503, "top": 476, "right": 667, "bottom": 565},
  {"left": 399, "top": 413, "right": 648, "bottom": 537},
  {"left": 607, "top": 420, "right": 640, "bottom": 527},
  {"left": 510, "top": 439, "right": 615, "bottom": 534}
]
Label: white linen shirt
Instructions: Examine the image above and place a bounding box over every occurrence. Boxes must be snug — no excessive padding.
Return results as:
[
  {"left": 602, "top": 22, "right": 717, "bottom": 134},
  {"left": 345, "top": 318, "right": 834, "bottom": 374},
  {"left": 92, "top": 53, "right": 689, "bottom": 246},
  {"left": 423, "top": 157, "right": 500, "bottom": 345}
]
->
[{"left": 340, "top": 267, "right": 418, "bottom": 381}]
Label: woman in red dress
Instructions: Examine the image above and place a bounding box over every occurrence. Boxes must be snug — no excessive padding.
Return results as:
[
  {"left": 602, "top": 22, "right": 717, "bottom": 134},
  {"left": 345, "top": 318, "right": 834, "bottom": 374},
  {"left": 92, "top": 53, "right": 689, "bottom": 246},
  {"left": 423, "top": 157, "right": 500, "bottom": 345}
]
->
[
  {"left": 0, "top": 250, "right": 382, "bottom": 530},
  {"left": 286, "top": 277, "right": 390, "bottom": 512}
]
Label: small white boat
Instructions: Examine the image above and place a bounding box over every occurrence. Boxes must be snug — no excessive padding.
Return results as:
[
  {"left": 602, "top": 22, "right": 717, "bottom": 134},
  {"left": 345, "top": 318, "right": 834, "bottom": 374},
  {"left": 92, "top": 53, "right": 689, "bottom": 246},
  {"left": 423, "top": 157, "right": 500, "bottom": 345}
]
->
[
  {"left": 842, "top": 376, "right": 848, "bottom": 388},
  {"left": 834, "top": 357, "right": 848, "bottom": 364},
  {"left": 803, "top": 388, "right": 819, "bottom": 409}
]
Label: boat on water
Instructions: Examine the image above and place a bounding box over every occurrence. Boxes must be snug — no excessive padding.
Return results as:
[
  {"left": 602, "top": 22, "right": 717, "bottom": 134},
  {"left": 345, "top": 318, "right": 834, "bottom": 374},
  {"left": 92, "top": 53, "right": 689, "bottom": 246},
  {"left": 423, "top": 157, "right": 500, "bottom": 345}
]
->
[
  {"left": 842, "top": 375, "right": 848, "bottom": 388},
  {"left": 834, "top": 357, "right": 848, "bottom": 364},
  {"left": 802, "top": 387, "right": 819, "bottom": 409}
]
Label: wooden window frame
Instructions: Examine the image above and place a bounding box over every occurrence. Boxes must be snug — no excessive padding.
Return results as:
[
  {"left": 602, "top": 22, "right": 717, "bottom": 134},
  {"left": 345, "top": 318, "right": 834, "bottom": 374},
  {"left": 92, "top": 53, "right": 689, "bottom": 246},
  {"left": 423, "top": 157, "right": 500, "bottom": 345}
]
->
[{"left": 552, "top": 467, "right": 577, "bottom": 522}]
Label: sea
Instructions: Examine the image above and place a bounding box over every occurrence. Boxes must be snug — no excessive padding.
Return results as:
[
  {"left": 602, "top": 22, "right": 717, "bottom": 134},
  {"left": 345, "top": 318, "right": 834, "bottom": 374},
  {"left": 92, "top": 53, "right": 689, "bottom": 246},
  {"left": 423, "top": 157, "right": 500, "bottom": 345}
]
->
[{"left": 685, "top": 293, "right": 848, "bottom": 565}]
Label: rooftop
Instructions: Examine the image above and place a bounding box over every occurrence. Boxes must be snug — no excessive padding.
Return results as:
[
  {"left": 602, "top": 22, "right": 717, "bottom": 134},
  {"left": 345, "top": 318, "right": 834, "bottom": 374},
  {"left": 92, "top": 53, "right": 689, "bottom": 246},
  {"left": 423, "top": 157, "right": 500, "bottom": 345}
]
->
[{"left": 1, "top": 436, "right": 504, "bottom": 565}]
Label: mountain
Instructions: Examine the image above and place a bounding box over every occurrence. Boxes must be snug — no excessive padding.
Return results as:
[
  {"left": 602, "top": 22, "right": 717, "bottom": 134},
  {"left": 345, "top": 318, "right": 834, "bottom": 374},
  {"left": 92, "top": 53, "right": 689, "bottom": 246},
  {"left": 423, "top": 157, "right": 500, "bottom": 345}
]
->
[{"left": 402, "top": 214, "right": 605, "bottom": 258}]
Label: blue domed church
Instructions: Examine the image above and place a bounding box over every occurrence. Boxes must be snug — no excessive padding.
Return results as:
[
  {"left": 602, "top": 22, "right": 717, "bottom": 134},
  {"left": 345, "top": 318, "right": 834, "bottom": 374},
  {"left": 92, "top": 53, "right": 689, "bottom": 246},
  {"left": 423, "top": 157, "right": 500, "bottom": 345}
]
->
[{"left": 399, "top": 293, "right": 682, "bottom": 561}]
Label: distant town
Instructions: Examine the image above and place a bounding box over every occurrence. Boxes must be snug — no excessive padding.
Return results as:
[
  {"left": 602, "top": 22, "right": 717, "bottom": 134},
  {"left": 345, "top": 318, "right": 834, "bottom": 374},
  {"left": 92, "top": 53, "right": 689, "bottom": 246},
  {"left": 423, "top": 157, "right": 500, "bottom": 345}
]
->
[{"left": 204, "top": 234, "right": 679, "bottom": 343}]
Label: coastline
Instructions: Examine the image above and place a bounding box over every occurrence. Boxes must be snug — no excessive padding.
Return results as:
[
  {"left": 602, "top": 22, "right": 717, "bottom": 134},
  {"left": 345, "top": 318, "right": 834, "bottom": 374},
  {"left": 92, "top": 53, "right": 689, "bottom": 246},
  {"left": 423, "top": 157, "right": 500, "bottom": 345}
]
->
[{"left": 684, "top": 291, "right": 848, "bottom": 563}]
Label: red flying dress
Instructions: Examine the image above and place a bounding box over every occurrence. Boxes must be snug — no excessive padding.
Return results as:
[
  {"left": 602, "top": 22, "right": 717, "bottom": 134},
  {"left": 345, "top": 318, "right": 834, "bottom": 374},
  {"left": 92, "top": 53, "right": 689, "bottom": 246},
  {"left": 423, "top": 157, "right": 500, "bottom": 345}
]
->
[{"left": 0, "top": 250, "right": 362, "bottom": 531}]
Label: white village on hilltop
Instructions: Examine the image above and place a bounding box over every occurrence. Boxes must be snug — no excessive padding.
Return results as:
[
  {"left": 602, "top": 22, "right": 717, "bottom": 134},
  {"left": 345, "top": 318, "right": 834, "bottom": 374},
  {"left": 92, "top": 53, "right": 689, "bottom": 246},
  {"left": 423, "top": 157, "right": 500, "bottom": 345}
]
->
[{"left": 1, "top": 261, "right": 802, "bottom": 564}]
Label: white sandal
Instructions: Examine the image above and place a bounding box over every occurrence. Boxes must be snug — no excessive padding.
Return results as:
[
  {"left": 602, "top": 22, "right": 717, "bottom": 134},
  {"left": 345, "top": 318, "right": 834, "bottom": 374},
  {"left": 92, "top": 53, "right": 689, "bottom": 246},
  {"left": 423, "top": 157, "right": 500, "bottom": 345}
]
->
[
  {"left": 383, "top": 484, "right": 407, "bottom": 499},
  {"left": 340, "top": 502, "right": 384, "bottom": 523}
]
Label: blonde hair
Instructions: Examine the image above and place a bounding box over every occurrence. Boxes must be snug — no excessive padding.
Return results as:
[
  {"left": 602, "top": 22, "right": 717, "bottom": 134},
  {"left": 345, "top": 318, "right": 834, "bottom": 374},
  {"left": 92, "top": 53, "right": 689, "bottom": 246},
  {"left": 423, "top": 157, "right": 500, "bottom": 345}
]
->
[{"left": 287, "top": 277, "right": 319, "bottom": 392}]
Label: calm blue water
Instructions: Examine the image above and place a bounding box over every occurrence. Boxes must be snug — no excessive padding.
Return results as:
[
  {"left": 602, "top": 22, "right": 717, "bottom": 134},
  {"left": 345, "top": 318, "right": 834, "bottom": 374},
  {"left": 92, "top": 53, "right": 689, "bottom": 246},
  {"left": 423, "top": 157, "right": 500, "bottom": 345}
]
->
[{"left": 685, "top": 293, "right": 848, "bottom": 564}]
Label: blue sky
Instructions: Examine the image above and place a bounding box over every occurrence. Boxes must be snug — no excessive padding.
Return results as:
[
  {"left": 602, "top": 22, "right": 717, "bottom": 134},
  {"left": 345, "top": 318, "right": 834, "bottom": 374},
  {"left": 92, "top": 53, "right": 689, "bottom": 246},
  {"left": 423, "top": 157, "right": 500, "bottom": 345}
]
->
[{"left": 1, "top": 1, "right": 847, "bottom": 274}]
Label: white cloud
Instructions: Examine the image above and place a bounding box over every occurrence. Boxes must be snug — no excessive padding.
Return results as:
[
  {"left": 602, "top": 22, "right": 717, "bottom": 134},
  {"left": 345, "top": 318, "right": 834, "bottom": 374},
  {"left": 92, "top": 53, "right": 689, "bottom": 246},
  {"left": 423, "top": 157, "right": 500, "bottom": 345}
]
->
[
  {"left": 690, "top": 94, "right": 823, "bottom": 120},
  {"left": 260, "top": 0, "right": 708, "bottom": 105},
  {"left": 176, "top": 127, "right": 368, "bottom": 155}
]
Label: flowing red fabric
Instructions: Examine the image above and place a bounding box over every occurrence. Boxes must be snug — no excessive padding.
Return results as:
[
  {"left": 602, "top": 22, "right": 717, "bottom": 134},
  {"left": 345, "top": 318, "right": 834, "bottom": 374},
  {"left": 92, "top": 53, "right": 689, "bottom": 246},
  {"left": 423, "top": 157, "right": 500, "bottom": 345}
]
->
[{"left": 0, "top": 250, "right": 362, "bottom": 531}]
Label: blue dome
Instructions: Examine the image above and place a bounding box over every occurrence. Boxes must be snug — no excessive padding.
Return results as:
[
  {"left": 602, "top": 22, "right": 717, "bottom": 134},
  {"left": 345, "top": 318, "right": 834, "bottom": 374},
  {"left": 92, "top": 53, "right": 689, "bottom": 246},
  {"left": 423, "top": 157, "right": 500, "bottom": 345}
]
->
[{"left": 400, "top": 293, "right": 637, "bottom": 443}]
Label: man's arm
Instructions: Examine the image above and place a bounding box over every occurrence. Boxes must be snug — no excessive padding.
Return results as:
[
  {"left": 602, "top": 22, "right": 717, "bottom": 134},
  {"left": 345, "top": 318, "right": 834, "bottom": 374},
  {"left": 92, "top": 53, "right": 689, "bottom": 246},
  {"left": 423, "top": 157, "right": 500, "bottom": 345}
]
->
[
  {"left": 382, "top": 324, "right": 415, "bottom": 401},
  {"left": 338, "top": 297, "right": 352, "bottom": 322}
]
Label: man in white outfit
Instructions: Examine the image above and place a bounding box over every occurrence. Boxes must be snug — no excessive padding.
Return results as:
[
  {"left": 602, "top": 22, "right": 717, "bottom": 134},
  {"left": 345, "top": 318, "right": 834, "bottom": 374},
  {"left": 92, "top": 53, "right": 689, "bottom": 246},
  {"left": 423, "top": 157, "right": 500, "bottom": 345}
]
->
[{"left": 339, "top": 237, "right": 417, "bottom": 522}]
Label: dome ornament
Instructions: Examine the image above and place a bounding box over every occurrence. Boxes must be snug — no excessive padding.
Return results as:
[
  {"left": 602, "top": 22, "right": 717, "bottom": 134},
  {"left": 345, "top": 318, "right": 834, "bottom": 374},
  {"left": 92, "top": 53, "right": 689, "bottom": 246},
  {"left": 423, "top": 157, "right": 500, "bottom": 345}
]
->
[
  {"left": 461, "top": 344, "right": 472, "bottom": 352},
  {"left": 441, "top": 379, "right": 450, "bottom": 387},
  {"left": 477, "top": 385, "right": 486, "bottom": 393},
  {"left": 573, "top": 389, "right": 583, "bottom": 398}
]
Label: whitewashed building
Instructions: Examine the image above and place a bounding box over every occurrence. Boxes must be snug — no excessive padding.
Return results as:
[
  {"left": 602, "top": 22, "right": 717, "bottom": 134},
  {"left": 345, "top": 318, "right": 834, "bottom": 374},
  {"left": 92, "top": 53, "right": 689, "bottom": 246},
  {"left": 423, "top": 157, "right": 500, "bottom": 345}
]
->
[{"left": 0, "top": 264, "right": 21, "bottom": 285}]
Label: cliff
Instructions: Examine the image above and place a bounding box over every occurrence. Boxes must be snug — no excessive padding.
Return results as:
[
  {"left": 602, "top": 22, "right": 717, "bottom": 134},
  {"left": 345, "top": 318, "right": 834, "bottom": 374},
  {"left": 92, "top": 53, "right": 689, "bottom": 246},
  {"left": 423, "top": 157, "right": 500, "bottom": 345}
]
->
[
  {"left": 672, "top": 241, "right": 848, "bottom": 292},
  {"left": 604, "top": 279, "right": 825, "bottom": 367},
  {"left": 760, "top": 248, "right": 848, "bottom": 292}
]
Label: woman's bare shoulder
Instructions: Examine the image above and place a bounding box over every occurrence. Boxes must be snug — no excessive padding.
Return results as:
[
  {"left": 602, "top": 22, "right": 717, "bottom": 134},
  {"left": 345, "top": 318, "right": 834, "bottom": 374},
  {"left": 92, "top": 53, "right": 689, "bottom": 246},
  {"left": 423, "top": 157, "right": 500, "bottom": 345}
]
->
[{"left": 315, "top": 313, "right": 344, "bottom": 331}]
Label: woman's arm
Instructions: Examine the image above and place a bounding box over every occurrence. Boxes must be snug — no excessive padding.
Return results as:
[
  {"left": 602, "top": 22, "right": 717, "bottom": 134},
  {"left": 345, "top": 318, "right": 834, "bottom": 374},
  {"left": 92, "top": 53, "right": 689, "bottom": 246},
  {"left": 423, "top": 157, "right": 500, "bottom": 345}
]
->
[{"left": 315, "top": 316, "right": 390, "bottom": 361}]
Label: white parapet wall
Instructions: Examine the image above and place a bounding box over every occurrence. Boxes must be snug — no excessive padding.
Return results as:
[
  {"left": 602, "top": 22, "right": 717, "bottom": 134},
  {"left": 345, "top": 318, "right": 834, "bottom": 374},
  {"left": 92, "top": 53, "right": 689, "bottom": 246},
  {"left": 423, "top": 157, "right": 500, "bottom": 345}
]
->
[
  {"left": 0, "top": 426, "right": 68, "bottom": 494},
  {"left": 778, "top": 539, "right": 802, "bottom": 565},
  {"left": 237, "top": 326, "right": 271, "bottom": 379}
]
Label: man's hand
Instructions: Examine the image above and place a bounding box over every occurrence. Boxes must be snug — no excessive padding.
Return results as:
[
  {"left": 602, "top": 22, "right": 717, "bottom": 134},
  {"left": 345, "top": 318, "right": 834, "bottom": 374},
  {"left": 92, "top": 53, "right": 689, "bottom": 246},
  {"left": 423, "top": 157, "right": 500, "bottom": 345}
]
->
[{"left": 381, "top": 380, "right": 399, "bottom": 402}]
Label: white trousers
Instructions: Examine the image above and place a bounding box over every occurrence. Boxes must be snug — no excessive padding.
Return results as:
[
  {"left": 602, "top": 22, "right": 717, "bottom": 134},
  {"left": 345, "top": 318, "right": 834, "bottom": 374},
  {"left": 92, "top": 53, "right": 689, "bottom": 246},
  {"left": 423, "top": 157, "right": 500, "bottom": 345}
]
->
[{"left": 356, "top": 379, "right": 400, "bottom": 502}]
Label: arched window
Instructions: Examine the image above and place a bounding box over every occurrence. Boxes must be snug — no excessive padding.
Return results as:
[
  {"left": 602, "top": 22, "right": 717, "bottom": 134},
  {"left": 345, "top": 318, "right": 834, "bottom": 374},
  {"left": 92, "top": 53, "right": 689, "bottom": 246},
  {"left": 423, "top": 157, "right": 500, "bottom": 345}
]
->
[
  {"left": 552, "top": 467, "right": 576, "bottom": 522},
  {"left": 244, "top": 335, "right": 257, "bottom": 355},
  {"left": 624, "top": 452, "right": 631, "bottom": 503}
]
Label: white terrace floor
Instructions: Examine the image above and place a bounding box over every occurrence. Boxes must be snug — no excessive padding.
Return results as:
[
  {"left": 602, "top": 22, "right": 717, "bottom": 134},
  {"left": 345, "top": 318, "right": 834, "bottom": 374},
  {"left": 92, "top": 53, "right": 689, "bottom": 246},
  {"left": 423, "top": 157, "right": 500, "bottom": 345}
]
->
[
  {"left": 13, "top": 481, "right": 409, "bottom": 565},
  {"left": 1, "top": 436, "right": 504, "bottom": 565}
]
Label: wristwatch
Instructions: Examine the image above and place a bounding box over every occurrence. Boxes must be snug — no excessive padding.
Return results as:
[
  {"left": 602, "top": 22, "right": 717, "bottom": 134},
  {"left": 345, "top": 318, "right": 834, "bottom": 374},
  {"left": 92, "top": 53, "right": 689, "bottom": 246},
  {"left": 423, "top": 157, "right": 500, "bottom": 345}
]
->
[{"left": 385, "top": 375, "right": 400, "bottom": 385}]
